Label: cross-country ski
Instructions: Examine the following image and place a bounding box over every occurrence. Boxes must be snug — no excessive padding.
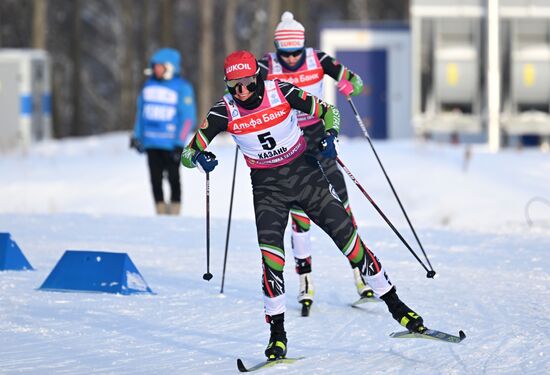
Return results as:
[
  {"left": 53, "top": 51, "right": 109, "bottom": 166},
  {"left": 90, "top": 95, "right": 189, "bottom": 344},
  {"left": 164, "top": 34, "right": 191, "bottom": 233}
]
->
[
  {"left": 237, "top": 357, "right": 305, "bottom": 372},
  {"left": 390, "top": 329, "right": 466, "bottom": 343}
]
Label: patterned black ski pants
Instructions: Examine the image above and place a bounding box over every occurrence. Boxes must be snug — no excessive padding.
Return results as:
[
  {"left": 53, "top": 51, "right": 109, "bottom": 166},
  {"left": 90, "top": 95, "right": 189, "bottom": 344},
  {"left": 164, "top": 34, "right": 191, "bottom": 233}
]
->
[
  {"left": 250, "top": 152, "right": 382, "bottom": 317},
  {"left": 290, "top": 122, "right": 356, "bottom": 234}
]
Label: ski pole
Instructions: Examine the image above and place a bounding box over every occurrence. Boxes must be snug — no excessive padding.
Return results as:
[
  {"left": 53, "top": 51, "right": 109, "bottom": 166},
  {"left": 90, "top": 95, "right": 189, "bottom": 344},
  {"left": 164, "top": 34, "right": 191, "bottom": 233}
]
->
[
  {"left": 337, "top": 156, "right": 435, "bottom": 278},
  {"left": 220, "top": 146, "right": 239, "bottom": 293},
  {"left": 203, "top": 172, "right": 213, "bottom": 281},
  {"left": 346, "top": 95, "right": 435, "bottom": 273}
]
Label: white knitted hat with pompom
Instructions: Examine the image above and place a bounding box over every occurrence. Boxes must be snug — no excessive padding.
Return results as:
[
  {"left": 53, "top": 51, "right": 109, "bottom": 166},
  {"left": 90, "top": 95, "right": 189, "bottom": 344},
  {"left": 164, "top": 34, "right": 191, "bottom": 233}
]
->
[{"left": 274, "top": 11, "right": 305, "bottom": 51}]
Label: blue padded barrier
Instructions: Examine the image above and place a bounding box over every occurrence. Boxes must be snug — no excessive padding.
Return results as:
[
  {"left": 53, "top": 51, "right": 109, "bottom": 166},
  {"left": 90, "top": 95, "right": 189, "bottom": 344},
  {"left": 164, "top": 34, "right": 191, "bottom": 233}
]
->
[
  {"left": 39, "top": 250, "right": 153, "bottom": 295},
  {"left": 0, "top": 232, "right": 34, "bottom": 271}
]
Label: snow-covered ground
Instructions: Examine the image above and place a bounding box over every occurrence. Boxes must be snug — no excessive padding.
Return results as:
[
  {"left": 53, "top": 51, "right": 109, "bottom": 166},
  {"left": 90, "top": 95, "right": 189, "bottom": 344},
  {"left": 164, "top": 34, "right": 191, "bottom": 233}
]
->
[{"left": 0, "top": 132, "right": 549, "bottom": 374}]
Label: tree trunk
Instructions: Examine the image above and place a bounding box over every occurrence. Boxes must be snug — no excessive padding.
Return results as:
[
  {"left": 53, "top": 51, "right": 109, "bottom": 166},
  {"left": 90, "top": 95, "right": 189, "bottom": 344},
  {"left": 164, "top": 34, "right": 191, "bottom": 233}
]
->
[
  {"left": 143, "top": 0, "right": 154, "bottom": 64},
  {"left": 161, "top": 0, "right": 173, "bottom": 47},
  {"left": 199, "top": 0, "right": 214, "bottom": 119},
  {"left": 249, "top": 0, "right": 268, "bottom": 57},
  {"left": 32, "top": 0, "right": 47, "bottom": 49},
  {"left": 121, "top": 0, "right": 135, "bottom": 130},
  {"left": 72, "top": 0, "right": 82, "bottom": 136},
  {"left": 267, "top": 0, "right": 281, "bottom": 50},
  {"left": 224, "top": 0, "right": 237, "bottom": 57},
  {"left": 349, "top": 0, "right": 368, "bottom": 21}
]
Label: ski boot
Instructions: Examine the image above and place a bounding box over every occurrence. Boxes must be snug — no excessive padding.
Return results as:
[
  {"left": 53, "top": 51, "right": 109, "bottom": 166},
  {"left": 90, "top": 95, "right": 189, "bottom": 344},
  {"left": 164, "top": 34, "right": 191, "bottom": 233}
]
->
[
  {"left": 353, "top": 267, "right": 374, "bottom": 299},
  {"left": 168, "top": 202, "right": 181, "bottom": 215},
  {"left": 295, "top": 257, "right": 314, "bottom": 316},
  {"left": 297, "top": 272, "right": 314, "bottom": 316},
  {"left": 381, "top": 287, "right": 425, "bottom": 333},
  {"left": 265, "top": 313, "right": 287, "bottom": 360},
  {"left": 265, "top": 332, "right": 287, "bottom": 360},
  {"left": 154, "top": 201, "right": 168, "bottom": 215}
]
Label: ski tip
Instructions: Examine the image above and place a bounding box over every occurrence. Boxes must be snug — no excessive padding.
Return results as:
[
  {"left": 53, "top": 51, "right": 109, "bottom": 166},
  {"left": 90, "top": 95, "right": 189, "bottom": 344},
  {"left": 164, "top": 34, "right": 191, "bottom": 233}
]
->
[
  {"left": 351, "top": 297, "right": 380, "bottom": 307},
  {"left": 459, "top": 330, "right": 466, "bottom": 340},
  {"left": 237, "top": 358, "right": 248, "bottom": 372}
]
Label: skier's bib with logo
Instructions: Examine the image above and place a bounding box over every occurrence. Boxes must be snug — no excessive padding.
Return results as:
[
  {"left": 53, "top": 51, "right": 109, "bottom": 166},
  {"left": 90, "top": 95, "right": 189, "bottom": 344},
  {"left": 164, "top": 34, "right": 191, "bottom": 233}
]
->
[
  {"left": 266, "top": 48, "right": 324, "bottom": 128},
  {"left": 223, "top": 80, "right": 306, "bottom": 169}
]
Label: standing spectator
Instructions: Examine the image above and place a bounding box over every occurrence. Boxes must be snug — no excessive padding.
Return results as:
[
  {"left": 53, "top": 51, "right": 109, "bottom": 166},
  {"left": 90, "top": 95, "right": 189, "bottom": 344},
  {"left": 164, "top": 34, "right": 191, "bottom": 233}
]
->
[{"left": 131, "top": 48, "right": 196, "bottom": 215}]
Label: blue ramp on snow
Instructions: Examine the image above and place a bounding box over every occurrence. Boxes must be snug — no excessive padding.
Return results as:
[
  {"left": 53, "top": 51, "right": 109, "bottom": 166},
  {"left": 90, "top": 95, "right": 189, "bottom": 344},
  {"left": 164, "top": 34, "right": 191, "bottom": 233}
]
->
[
  {"left": 39, "top": 250, "right": 154, "bottom": 295},
  {"left": 0, "top": 232, "right": 34, "bottom": 271}
]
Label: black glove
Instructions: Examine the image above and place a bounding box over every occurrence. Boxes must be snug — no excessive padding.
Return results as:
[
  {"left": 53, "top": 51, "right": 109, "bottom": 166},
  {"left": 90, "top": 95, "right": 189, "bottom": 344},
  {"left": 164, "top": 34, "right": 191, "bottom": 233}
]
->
[
  {"left": 130, "top": 137, "right": 144, "bottom": 153},
  {"left": 172, "top": 146, "right": 184, "bottom": 163},
  {"left": 319, "top": 130, "right": 338, "bottom": 159},
  {"left": 192, "top": 151, "right": 218, "bottom": 173}
]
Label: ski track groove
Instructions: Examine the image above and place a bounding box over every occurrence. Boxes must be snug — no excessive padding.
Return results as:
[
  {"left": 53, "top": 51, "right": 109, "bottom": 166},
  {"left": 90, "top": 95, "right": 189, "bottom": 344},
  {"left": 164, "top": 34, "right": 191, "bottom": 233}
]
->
[
  {"left": 447, "top": 343, "right": 469, "bottom": 374},
  {"left": 325, "top": 309, "right": 361, "bottom": 344}
]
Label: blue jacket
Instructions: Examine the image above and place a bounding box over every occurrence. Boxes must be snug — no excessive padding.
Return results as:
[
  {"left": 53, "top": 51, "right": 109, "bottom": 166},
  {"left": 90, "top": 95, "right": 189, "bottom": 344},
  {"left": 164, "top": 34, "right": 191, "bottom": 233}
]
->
[{"left": 133, "top": 48, "right": 196, "bottom": 150}]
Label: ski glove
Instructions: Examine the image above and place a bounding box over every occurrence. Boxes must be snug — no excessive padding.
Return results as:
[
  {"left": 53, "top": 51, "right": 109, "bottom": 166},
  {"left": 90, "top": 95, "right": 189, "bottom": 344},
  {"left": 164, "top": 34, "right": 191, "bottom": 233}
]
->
[
  {"left": 337, "top": 74, "right": 364, "bottom": 97},
  {"left": 337, "top": 79, "right": 354, "bottom": 96},
  {"left": 192, "top": 150, "right": 218, "bottom": 173},
  {"left": 130, "top": 137, "right": 144, "bottom": 153},
  {"left": 319, "top": 130, "right": 338, "bottom": 160}
]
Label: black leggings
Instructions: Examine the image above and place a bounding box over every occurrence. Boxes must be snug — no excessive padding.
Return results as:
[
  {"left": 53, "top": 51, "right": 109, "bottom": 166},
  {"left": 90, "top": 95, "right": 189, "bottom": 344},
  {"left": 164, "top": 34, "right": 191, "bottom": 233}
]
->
[
  {"left": 290, "top": 123, "right": 355, "bottom": 233},
  {"left": 146, "top": 149, "right": 181, "bottom": 203},
  {"left": 250, "top": 153, "right": 381, "bottom": 305}
]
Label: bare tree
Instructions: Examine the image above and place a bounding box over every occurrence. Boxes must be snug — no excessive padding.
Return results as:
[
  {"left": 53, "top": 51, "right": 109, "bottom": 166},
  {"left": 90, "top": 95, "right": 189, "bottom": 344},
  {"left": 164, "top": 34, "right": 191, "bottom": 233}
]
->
[
  {"left": 224, "top": 0, "right": 238, "bottom": 56},
  {"left": 249, "top": 1, "right": 269, "bottom": 57},
  {"left": 72, "top": 0, "right": 82, "bottom": 136},
  {"left": 121, "top": 0, "right": 135, "bottom": 129},
  {"left": 143, "top": 0, "right": 152, "bottom": 64},
  {"left": 0, "top": 0, "right": 410, "bottom": 138},
  {"left": 161, "top": 0, "right": 174, "bottom": 47},
  {"left": 199, "top": 0, "right": 214, "bottom": 118},
  {"left": 366, "top": 0, "right": 409, "bottom": 20},
  {"left": 267, "top": 0, "right": 281, "bottom": 50},
  {"left": 348, "top": 0, "right": 368, "bottom": 21},
  {"left": 32, "top": 0, "right": 47, "bottom": 49}
]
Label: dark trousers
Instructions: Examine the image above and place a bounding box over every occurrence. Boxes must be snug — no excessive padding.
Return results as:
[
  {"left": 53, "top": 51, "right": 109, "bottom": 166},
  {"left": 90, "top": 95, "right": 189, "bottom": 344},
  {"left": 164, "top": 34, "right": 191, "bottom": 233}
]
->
[
  {"left": 301, "top": 122, "right": 350, "bottom": 204},
  {"left": 146, "top": 149, "right": 181, "bottom": 203},
  {"left": 290, "top": 123, "right": 354, "bottom": 233},
  {"left": 250, "top": 153, "right": 381, "bottom": 313}
]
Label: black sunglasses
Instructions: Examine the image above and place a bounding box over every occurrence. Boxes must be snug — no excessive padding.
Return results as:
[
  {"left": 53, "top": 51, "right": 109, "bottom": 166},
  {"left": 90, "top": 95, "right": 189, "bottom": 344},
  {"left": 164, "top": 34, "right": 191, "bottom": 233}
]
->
[
  {"left": 225, "top": 75, "right": 257, "bottom": 89},
  {"left": 279, "top": 49, "right": 304, "bottom": 58}
]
